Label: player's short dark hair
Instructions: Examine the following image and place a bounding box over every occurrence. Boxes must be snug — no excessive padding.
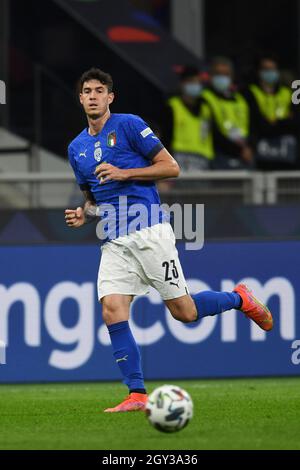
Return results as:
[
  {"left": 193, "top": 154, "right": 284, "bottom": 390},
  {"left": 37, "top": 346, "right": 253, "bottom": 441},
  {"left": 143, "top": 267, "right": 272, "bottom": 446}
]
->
[{"left": 78, "top": 68, "right": 113, "bottom": 93}]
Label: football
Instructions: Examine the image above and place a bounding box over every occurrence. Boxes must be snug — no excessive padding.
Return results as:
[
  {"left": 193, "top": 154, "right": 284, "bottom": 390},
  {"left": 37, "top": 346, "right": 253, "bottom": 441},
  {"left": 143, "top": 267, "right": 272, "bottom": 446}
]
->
[{"left": 145, "top": 384, "right": 193, "bottom": 433}]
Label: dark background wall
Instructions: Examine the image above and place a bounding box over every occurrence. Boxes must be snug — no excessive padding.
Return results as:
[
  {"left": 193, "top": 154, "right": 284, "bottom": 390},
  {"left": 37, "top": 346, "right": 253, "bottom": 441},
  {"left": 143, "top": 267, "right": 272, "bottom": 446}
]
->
[
  {"left": 131, "top": 0, "right": 299, "bottom": 72},
  {"left": 205, "top": 0, "right": 299, "bottom": 82},
  {"left": 4, "top": 0, "right": 300, "bottom": 156},
  {"left": 8, "top": 0, "right": 163, "bottom": 155}
]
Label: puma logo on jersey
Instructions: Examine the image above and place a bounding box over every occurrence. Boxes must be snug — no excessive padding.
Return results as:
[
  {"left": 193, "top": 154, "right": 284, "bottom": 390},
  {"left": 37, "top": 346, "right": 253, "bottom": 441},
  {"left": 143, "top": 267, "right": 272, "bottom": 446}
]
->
[
  {"left": 170, "top": 281, "right": 180, "bottom": 288},
  {"left": 116, "top": 355, "right": 128, "bottom": 363},
  {"left": 79, "top": 149, "right": 87, "bottom": 158}
]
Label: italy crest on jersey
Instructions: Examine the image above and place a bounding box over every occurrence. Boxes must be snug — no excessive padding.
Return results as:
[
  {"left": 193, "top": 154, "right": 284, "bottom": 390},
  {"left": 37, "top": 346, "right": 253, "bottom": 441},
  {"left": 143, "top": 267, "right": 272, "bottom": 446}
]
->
[
  {"left": 107, "top": 130, "right": 117, "bottom": 147},
  {"left": 94, "top": 146, "right": 102, "bottom": 162}
]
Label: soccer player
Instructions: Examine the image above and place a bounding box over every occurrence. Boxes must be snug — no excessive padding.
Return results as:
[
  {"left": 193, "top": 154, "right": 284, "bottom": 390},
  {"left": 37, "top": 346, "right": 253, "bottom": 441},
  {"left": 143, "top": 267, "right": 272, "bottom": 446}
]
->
[{"left": 65, "top": 68, "right": 273, "bottom": 413}]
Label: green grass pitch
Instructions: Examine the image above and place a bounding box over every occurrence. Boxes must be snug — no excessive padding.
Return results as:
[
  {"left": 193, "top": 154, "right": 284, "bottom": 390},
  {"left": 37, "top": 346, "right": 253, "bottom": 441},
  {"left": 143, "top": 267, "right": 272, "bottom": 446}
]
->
[{"left": 0, "top": 378, "right": 300, "bottom": 450}]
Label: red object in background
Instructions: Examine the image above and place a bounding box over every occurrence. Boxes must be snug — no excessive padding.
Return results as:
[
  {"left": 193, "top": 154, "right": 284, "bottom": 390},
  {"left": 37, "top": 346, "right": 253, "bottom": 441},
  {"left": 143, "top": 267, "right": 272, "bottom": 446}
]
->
[
  {"left": 172, "top": 64, "right": 184, "bottom": 74},
  {"left": 200, "top": 71, "right": 210, "bottom": 83},
  {"left": 108, "top": 26, "right": 160, "bottom": 43},
  {"left": 172, "top": 65, "right": 209, "bottom": 82}
]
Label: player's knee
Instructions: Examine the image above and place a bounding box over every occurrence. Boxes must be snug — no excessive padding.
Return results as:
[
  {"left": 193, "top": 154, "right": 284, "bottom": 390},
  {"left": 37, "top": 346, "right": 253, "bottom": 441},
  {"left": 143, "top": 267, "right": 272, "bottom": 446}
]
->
[
  {"left": 101, "top": 295, "right": 130, "bottom": 325},
  {"left": 102, "top": 299, "right": 120, "bottom": 324},
  {"left": 102, "top": 308, "right": 114, "bottom": 325},
  {"left": 180, "top": 308, "right": 198, "bottom": 323},
  {"left": 171, "top": 306, "right": 198, "bottom": 324}
]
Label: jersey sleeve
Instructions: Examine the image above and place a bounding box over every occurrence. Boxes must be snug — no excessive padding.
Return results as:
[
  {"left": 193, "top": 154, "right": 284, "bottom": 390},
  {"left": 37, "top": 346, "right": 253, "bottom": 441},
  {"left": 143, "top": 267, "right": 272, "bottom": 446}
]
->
[
  {"left": 68, "top": 144, "right": 89, "bottom": 190},
  {"left": 124, "top": 115, "right": 164, "bottom": 160}
]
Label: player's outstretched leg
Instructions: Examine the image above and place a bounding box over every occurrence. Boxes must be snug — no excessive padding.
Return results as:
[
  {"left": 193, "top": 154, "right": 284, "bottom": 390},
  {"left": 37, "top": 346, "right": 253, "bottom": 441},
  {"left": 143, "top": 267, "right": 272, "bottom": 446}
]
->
[
  {"left": 233, "top": 283, "right": 273, "bottom": 331},
  {"left": 190, "top": 284, "right": 273, "bottom": 331},
  {"left": 167, "top": 285, "right": 273, "bottom": 332}
]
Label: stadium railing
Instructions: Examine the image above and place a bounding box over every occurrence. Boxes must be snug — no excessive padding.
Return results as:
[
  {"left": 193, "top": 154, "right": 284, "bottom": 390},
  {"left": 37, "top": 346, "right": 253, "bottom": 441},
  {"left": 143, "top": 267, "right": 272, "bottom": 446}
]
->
[
  {"left": 162, "top": 170, "right": 265, "bottom": 205},
  {"left": 0, "top": 171, "right": 74, "bottom": 208},
  {"left": 265, "top": 171, "right": 300, "bottom": 204},
  {"left": 1, "top": 170, "right": 300, "bottom": 208}
]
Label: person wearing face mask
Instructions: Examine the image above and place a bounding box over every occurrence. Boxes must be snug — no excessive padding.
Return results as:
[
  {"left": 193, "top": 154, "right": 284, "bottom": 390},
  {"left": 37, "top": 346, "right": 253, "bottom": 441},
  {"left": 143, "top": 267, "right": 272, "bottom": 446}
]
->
[
  {"left": 243, "top": 55, "right": 299, "bottom": 170},
  {"left": 202, "top": 57, "right": 253, "bottom": 169},
  {"left": 161, "top": 65, "right": 214, "bottom": 171}
]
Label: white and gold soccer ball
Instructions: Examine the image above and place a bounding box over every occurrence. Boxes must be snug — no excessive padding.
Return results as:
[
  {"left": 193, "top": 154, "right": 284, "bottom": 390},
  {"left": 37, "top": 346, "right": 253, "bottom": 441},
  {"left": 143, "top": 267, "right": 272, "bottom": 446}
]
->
[{"left": 145, "top": 384, "right": 193, "bottom": 433}]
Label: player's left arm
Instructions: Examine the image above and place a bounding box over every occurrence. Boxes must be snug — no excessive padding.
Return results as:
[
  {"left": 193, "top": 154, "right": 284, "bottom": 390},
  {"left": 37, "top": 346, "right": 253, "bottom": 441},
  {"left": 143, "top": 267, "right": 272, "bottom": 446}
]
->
[{"left": 94, "top": 148, "right": 180, "bottom": 182}]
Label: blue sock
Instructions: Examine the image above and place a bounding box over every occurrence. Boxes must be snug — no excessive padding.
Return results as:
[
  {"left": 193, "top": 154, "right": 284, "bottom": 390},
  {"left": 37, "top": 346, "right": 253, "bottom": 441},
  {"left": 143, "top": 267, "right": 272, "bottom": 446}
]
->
[
  {"left": 107, "top": 321, "right": 145, "bottom": 392},
  {"left": 192, "top": 291, "right": 242, "bottom": 320}
]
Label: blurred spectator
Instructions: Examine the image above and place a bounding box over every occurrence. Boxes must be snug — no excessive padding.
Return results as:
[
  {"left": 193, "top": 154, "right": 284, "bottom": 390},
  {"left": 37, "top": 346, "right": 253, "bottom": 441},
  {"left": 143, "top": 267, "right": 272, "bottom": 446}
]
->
[
  {"left": 202, "top": 57, "right": 253, "bottom": 169},
  {"left": 161, "top": 65, "right": 214, "bottom": 171},
  {"left": 243, "top": 55, "right": 299, "bottom": 170}
]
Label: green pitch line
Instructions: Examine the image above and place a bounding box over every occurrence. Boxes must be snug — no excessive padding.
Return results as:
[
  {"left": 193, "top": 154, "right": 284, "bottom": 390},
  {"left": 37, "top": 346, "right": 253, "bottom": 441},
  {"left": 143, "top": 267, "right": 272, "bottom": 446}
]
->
[{"left": 0, "top": 378, "right": 299, "bottom": 450}]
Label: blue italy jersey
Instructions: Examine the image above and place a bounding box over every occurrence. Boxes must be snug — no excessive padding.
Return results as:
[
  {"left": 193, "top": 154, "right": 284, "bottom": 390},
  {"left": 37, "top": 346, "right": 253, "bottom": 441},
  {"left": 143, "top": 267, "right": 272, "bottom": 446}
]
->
[{"left": 68, "top": 113, "right": 169, "bottom": 242}]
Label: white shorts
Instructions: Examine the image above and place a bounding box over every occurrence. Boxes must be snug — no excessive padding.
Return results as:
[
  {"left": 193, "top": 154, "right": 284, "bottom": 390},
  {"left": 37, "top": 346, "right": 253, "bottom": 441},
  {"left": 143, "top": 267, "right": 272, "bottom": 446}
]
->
[{"left": 97, "top": 222, "right": 189, "bottom": 301}]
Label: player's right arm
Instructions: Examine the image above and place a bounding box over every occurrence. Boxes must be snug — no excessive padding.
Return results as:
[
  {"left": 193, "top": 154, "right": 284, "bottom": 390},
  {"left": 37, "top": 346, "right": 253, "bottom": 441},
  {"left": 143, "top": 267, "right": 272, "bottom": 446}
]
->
[
  {"left": 66, "top": 143, "right": 98, "bottom": 228},
  {"left": 65, "top": 189, "right": 97, "bottom": 228}
]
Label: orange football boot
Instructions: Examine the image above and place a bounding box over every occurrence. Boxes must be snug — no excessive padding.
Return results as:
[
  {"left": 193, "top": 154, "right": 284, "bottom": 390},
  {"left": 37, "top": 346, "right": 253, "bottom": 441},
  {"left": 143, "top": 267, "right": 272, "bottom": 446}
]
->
[
  {"left": 234, "top": 283, "right": 273, "bottom": 331},
  {"left": 104, "top": 392, "right": 148, "bottom": 413}
]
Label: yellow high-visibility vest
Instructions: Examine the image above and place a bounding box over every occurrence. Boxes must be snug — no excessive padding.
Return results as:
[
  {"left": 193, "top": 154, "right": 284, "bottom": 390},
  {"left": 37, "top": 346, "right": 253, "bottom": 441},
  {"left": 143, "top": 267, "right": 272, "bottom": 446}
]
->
[
  {"left": 249, "top": 84, "right": 292, "bottom": 121},
  {"left": 202, "top": 89, "right": 249, "bottom": 139},
  {"left": 168, "top": 96, "right": 214, "bottom": 159}
]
